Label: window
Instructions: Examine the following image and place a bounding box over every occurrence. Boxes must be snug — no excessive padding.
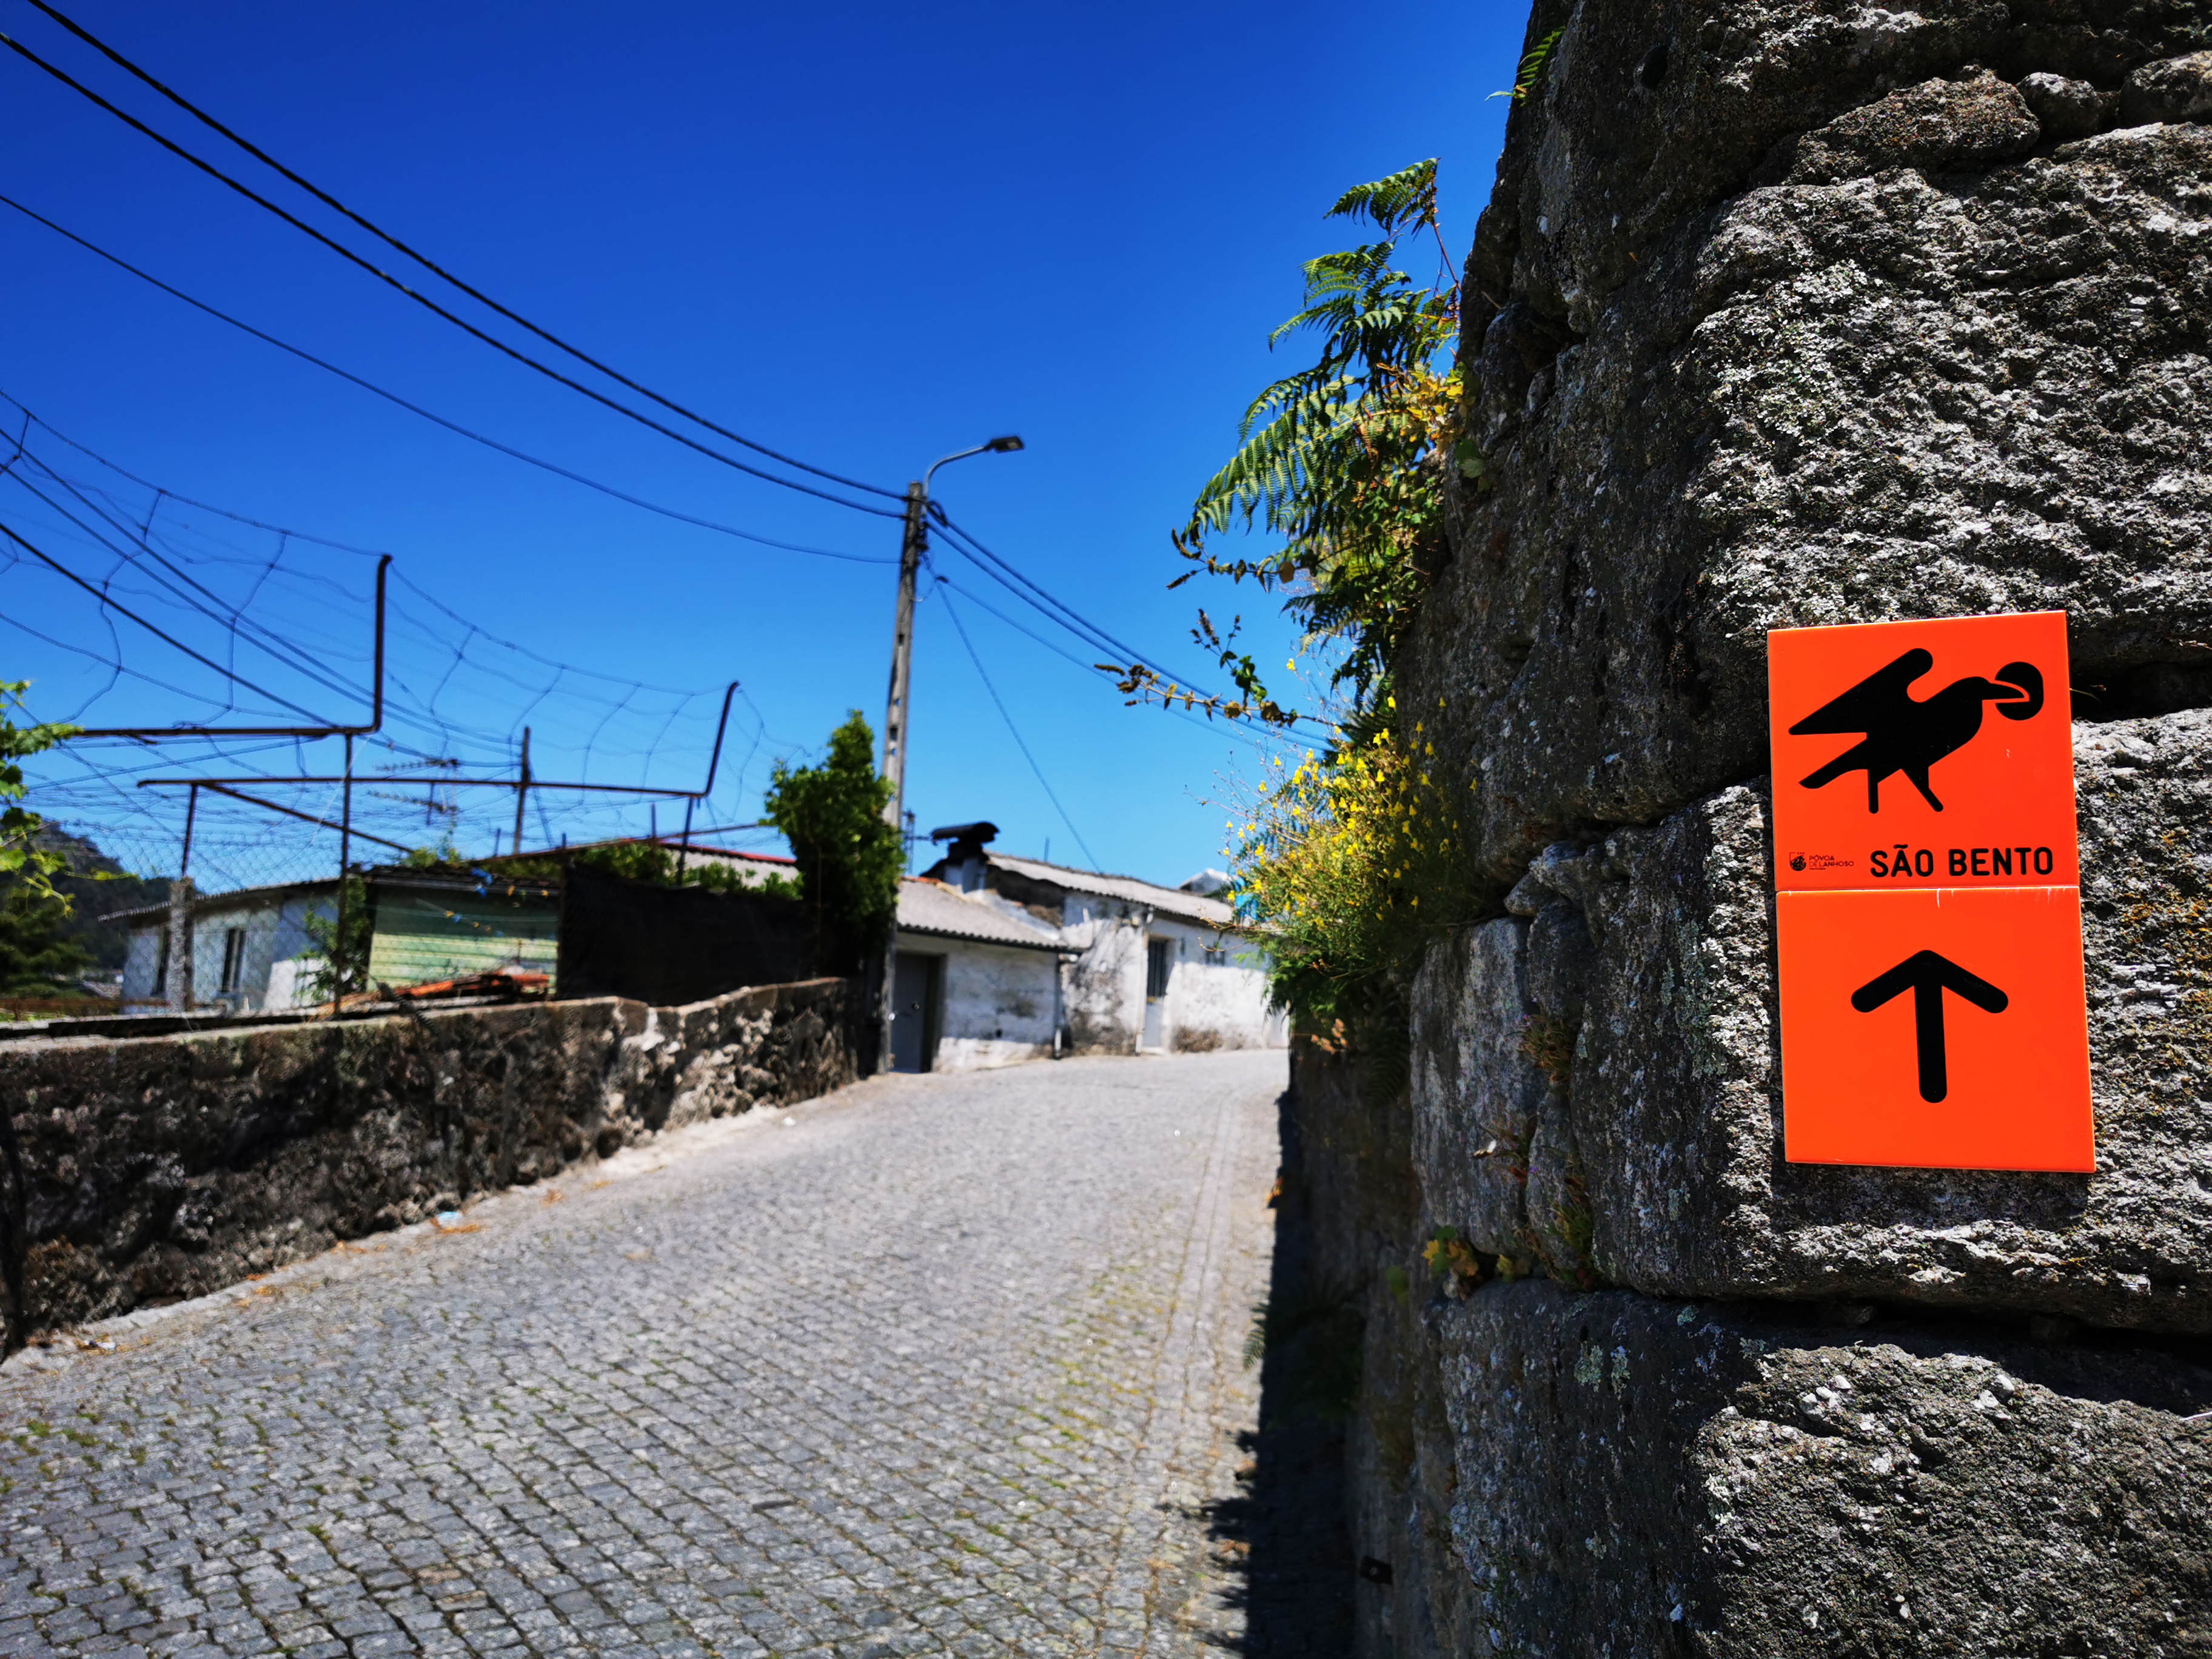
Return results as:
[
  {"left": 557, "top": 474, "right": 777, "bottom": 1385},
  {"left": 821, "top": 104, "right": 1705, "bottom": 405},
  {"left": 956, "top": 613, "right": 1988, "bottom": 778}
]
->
[
  {"left": 1203, "top": 940, "right": 1228, "bottom": 967},
  {"left": 218, "top": 928, "right": 247, "bottom": 994},
  {"left": 152, "top": 928, "right": 170, "bottom": 996},
  {"left": 1145, "top": 937, "right": 1174, "bottom": 1000}
]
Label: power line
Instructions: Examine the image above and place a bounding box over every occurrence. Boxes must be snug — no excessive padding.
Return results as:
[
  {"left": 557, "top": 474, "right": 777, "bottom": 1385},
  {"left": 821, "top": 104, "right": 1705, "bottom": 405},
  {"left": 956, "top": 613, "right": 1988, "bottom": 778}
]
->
[
  {"left": 927, "top": 567, "right": 1305, "bottom": 756},
  {"left": 17, "top": 0, "right": 906, "bottom": 505},
  {"left": 0, "top": 24, "right": 906, "bottom": 518},
  {"left": 0, "top": 200, "right": 894, "bottom": 563},
  {"left": 0, "top": 516, "right": 342, "bottom": 723},
  {"left": 2, "top": 447, "right": 374, "bottom": 717},
  {"left": 936, "top": 585, "right": 1101, "bottom": 870},
  {"left": 931, "top": 512, "right": 1226, "bottom": 699}
]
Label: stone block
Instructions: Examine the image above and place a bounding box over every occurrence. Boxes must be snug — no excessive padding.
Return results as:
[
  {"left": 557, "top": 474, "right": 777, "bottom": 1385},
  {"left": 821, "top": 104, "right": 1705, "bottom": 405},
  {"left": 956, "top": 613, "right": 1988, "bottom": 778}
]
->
[
  {"left": 1410, "top": 919, "right": 1547, "bottom": 1261},
  {"left": 1547, "top": 710, "right": 2212, "bottom": 1333},
  {"left": 2122, "top": 49, "right": 2212, "bottom": 124},
  {"left": 1433, "top": 1278, "right": 2212, "bottom": 1657},
  {"left": 1413, "top": 86, "right": 2212, "bottom": 877}
]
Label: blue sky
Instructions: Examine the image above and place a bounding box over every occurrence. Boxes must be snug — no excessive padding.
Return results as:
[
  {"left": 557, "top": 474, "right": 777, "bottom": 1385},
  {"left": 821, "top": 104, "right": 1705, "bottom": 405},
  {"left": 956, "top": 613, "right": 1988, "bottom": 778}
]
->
[{"left": 2, "top": 0, "right": 1524, "bottom": 891}]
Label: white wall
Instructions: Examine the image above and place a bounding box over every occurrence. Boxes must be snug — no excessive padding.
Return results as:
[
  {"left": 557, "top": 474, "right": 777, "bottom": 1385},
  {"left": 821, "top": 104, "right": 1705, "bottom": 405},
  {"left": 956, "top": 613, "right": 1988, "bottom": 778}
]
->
[
  {"left": 897, "top": 931, "right": 1061, "bottom": 1071},
  {"left": 124, "top": 893, "right": 332, "bottom": 1010},
  {"left": 1055, "top": 897, "right": 1282, "bottom": 1056},
  {"left": 1152, "top": 916, "right": 1284, "bottom": 1051},
  {"left": 1061, "top": 894, "right": 1147, "bottom": 1053},
  {"left": 121, "top": 926, "right": 163, "bottom": 1003}
]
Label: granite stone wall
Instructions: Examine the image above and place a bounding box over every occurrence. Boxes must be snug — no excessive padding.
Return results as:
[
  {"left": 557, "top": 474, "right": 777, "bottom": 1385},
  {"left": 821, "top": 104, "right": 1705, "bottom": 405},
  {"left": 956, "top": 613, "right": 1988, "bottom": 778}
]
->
[
  {"left": 0, "top": 978, "right": 854, "bottom": 1348},
  {"left": 1300, "top": 4, "right": 2212, "bottom": 1652}
]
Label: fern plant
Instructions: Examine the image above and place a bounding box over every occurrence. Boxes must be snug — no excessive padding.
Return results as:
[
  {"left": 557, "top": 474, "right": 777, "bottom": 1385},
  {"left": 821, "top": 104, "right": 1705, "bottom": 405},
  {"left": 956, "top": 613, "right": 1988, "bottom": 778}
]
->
[{"left": 1112, "top": 159, "right": 1464, "bottom": 725}]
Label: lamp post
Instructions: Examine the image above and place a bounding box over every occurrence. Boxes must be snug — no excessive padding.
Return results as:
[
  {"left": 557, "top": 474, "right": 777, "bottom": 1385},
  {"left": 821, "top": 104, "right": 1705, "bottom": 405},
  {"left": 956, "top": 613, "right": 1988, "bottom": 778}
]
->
[{"left": 877, "top": 435, "right": 1023, "bottom": 1071}]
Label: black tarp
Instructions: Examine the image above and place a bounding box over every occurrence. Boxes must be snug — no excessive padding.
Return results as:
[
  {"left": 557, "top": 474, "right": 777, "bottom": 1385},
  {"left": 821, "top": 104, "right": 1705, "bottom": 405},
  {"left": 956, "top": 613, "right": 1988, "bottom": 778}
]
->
[{"left": 555, "top": 861, "right": 814, "bottom": 1006}]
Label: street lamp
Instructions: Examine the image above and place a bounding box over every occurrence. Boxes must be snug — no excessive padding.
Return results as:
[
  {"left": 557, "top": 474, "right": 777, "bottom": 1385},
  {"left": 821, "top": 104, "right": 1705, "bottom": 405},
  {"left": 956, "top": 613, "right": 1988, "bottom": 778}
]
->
[{"left": 876, "top": 435, "right": 1023, "bottom": 1072}]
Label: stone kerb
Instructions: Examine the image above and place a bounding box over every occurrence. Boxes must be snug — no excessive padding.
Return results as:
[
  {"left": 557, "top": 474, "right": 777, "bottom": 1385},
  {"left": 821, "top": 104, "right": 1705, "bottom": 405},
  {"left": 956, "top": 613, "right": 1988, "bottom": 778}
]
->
[
  {"left": 1412, "top": 715, "right": 2212, "bottom": 1332},
  {"left": 0, "top": 977, "right": 854, "bottom": 1349}
]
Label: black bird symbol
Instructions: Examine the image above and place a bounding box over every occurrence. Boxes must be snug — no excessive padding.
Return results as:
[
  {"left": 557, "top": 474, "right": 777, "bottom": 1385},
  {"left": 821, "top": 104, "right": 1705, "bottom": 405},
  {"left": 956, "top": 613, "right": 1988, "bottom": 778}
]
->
[{"left": 1791, "top": 649, "right": 2044, "bottom": 813}]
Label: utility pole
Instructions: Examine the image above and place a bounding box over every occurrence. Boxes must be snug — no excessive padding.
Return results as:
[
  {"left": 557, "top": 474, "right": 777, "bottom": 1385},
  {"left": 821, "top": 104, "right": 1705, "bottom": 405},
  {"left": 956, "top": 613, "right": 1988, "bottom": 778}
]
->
[
  {"left": 165, "top": 784, "right": 198, "bottom": 1011},
  {"left": 512, "top": 726, "right": 531, "bottom": 856},
  {"left": 877, "top": 481, "right": 927, "bottom": 1072},
  {"left": 333, "top": 732, "right": 355, "bottom": 1004},
  {"left": 879, "top": 483, "right": 928, "bottom": 831},
  {"left": 873, "top": 438, "right": 1024, "bottom": 1074}
]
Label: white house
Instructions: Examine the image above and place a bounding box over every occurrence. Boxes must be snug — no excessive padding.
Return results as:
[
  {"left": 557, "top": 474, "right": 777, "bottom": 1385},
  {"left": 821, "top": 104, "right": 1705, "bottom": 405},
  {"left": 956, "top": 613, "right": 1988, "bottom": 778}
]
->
[
  {"left": 115, "top": 880, "right": 334, "bottom": 1011},
  {"left": 887, "top": 822, "right": 1285, "bottom": 1073},
  {"left": 114, "top": 868, "right": 560, "bottom": 1011}
]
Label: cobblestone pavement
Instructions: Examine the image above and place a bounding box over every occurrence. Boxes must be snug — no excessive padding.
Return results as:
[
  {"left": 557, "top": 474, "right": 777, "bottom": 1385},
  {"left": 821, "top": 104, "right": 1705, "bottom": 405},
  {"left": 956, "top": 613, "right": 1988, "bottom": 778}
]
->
[{"left": 0, "top": 1051, "right": 1292, "bottom": 1658}]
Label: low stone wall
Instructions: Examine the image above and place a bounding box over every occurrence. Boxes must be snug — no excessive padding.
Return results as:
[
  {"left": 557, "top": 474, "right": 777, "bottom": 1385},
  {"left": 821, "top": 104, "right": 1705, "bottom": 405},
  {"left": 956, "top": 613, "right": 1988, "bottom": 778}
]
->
[{"left": 0, "top": 978, "right": 853, "bottom": 1348}]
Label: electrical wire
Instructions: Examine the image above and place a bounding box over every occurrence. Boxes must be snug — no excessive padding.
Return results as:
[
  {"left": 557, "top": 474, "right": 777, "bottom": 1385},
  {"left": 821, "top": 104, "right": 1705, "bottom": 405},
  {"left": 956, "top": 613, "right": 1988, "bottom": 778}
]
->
[
  {"left": 0, "top": 198, "right": 894, "bottom": 563},
  {"left": 936, "top": 585, "right": 1101, "bottom": 870},
  {"left": 1, "top": 516, "right": 340, "bottom": 723},
  {"left": 932, "top": 512, "right": 1231, "bottom": 700},
  {"left": 3, "top": 447, "right": 374, "bottom": 717},
  {"left": 0, "top": 25, "right": 905, "bottom": 518},
  {"left": 16, "top": 0, "right": 905, "bottom": 504},
  {"left": 928, "top": 566, "right": 1307, "bottom": 756}
]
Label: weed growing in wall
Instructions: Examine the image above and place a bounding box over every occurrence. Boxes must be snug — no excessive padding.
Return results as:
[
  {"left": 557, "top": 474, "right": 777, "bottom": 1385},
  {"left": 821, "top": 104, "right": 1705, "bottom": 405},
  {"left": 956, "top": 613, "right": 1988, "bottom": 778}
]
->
[{"left": 1225, "top": 709, "right": 1482, "bottom": 1030}]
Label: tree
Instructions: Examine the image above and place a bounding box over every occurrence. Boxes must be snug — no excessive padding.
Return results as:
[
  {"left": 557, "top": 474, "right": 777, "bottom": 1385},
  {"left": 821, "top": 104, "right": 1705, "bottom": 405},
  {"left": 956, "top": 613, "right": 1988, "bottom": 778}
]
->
[
  {"left": 0, "top": 882, "right": 91, "bottom": 995},
  {"left": 0, "top": 681, "right": 92, "bottom": 995},
  {"left": 760, "top": 712, "right": 900, "bottom": 976},
  {"left": 1125, "top": 164, "right": 1486, "bottom": 1045}
]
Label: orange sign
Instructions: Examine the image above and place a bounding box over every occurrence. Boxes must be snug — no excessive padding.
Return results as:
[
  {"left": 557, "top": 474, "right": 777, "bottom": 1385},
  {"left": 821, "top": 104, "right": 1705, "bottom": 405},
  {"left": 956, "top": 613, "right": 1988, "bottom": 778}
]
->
[
  {"left": 1768, "top": 611, "right": 2093, "bottom": 1171},
  {"left": 1768, "top": 611, "right": 2076, "bottom": 891},
  {"left": 1775, "top": 887, "right": 2094, "bottom": 1171}
]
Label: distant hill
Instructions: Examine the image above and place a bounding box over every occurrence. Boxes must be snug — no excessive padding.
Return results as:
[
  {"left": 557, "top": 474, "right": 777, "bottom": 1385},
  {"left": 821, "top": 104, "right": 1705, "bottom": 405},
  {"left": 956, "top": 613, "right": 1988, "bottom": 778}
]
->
[{"left": 32, "top": 826, "right": 170, "bottom": 970}]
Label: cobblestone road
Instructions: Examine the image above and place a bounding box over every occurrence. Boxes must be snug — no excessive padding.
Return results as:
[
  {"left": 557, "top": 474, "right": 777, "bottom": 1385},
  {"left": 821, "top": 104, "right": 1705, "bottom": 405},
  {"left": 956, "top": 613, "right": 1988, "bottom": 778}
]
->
[{"left": 0, "top": 1051, "right": 1291, "bottom": 1658}]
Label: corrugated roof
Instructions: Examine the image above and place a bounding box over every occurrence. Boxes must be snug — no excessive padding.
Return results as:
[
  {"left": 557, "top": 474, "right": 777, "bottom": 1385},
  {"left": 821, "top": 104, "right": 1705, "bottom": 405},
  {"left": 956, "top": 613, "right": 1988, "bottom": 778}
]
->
[
  {"left": 101, "top": 878, "right": 329, "bottom": 927},
  {"left": 987, "top": 854, "right": 1236, "bottom": 927},
  {"left": 896, "top": 879, "right": 1069, "bottom": 952}
]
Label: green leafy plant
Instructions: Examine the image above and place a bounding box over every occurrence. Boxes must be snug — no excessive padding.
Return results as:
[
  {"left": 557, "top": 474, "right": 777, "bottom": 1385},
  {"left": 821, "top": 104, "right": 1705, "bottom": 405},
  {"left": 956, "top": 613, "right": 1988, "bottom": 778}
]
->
[
  {"left": 760, "top": 711, "right": 900, "bottom": 977},
  {"left": 1108, "top": 165, "right": 1489, "bottom": 1046},
  {"left": 1422, "top": 1224, "right": 1487, "bottom": 1296},
  {"left": 1492, "top": 27, "right": 1564, "bottom": 102},
  {"left": 0, "top": 681, "right": 79, "bottom": 905},
  {"left": 301, "top": 873, "right": 371, "bottom": 1004},
  {"left": 1519, "top": 1013, "right": 1578, "bottom": 1084},
  {"left": 0, "top": 882, "right": 91, "bottom": 996},
  {"left": 1224, "top": 706, "right": 1483, "bottom": 1028},
  {"left": 1112, "top": 158, "right": 1464, "bottom": 723},
  {"left": 0, "top": 682, "right": 92, "bottom": 995}
]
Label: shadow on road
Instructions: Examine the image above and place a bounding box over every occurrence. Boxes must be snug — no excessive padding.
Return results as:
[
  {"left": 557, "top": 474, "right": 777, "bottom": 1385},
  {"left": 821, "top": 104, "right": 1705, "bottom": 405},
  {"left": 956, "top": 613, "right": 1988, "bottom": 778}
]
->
[{"left": 1198, "top": 1088, "right": 1357, "bottom": 1655}]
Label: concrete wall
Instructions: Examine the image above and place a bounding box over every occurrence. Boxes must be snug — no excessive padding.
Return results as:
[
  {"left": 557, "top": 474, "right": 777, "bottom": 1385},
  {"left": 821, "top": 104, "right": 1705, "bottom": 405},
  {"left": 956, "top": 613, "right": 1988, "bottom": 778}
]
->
[
  {"left": 0, "top": 977, "right": 854, "bottom": 1349},
  {"left": 1151, "top": 915, "right": 1286, "bottom": 1053},
  {"left": 1061, "top": 893, "right": 1149, "bottom": 1054}
]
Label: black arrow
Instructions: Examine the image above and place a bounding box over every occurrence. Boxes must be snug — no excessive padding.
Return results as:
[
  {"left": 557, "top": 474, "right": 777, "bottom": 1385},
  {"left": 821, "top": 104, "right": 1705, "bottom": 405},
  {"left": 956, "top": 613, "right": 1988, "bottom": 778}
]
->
[{"left": 1849, "top": 950, "right": 2009, "bottom": 1103}]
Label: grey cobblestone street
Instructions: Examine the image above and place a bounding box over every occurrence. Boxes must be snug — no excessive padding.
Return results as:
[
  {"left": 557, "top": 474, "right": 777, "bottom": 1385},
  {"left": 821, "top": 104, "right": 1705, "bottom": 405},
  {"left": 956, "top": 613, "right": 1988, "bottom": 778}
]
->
[{"left": 0, "top": 1051, "right": 1292, "bottom": 1658}]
